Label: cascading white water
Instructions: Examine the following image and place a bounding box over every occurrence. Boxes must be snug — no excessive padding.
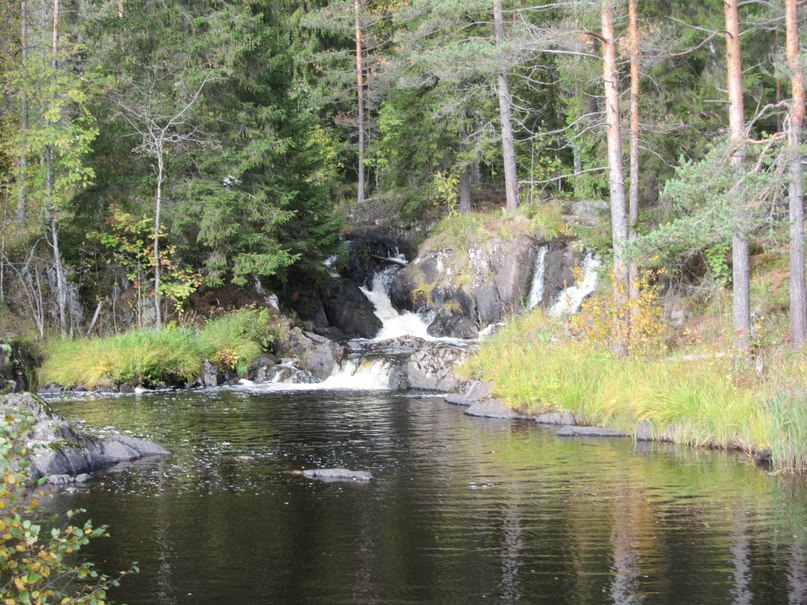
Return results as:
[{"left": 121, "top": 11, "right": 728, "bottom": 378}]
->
[
  {"left": 236, "top": 359, "right": 394, "bottom": 391},
  {"left": 548, "top": 252, "right": 602, "bottom": 316},
  {"left": 527, "top": 245, "right": 549, "bottom": 310},
  {"left": 360, "top": 266, "right": 433, "bottom": 341}
]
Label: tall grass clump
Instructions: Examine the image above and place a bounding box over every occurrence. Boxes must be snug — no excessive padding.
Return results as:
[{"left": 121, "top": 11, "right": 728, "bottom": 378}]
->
[
  {"left": 197, "top": 309, "right": 278, "bottom": 375},
  {"left": 766, "top": 391, "right": 807, "bottom": 471},
  {"left": 41, "top": 328, "right": 200, "bottom": 388},
  {"left": 461, "top": 272, "right": 787, "bottom": 464},
  {"left": 40, "top": 309, "right": 280, "bottom": 388}
]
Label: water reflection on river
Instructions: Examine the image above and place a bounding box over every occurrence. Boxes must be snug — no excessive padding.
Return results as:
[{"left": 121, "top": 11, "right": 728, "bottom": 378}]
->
[{"left": 45, "top": 389, "right": 807, "bottom": 604}]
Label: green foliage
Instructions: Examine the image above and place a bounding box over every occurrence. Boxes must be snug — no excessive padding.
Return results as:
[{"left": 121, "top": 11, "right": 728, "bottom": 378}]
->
[
  {"left": 0, "top": 409, "right": 133, "bottom": 603},
  {"left": 90, "top": 209, "right": 202, "bottom": 317},
  {"left": 197, "top": 310, "right": 278, "bottom": 376}
]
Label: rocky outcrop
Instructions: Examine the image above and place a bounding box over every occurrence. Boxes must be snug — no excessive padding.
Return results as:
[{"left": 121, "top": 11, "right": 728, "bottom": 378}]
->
[
  {"left": 389, "top": 236, "right": 537, "bottom": 324},
  {"left": 319, "top": 278, "right": 382, "bottom": 339},
  {"left": 388, "top": 232, "right": 587, "bottom": 329},
  {"left": 1, "top": 392, "right": 169, "bottom": 483}
]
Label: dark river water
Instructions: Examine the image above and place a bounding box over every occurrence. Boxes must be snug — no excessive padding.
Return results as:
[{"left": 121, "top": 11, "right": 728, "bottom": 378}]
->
[{"left": 45, "top": 388, "right": 807, "bottom": 605}]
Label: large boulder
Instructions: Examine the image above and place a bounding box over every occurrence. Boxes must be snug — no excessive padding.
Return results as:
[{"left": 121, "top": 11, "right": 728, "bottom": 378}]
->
[
  {"left": 401, "top": 342, "right": 472, "bottom": 392},
  {"left": 1, "top": 392, "right": 169, "bottom": 482},
  {"left": 542, "top": 242, "right": 584, "bottom": 306},
  {"left": 320, "top": 278, "right": 382, "bottom": 339},
  {"left": 274, "top": 328, "right": 345, "bottom": 381},
  {"left": 427, "top": 311, "right": 479, "bottom": 339}
]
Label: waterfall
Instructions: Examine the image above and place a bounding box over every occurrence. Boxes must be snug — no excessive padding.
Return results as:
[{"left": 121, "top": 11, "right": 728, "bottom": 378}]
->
[
  {"left": 360, "top": 266, "right": 434, "bottom": 341},
  {"left": 548, "top": 253, "right": 602, "bottom": 316},
  {"left": 526, "top": 245, "right": 548, "bottom": 310}
]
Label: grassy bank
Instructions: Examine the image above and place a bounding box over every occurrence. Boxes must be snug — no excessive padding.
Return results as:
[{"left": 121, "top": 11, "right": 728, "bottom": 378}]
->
[
  {"left": 461, "top": 310, "right": 807, "bottom": 471},
  {"left": 40, "top": 309, "right": 281, "bottom": 389}
]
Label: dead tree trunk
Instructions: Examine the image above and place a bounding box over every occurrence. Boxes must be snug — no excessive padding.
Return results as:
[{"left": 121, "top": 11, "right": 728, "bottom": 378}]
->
[
  {"left": 493, "top": 0, "right": 518, "bottom": 212},
  {"left": 786, "top": 0, "right": 806, "bottom": 349},
  {"left": 601, "top": 0, "right": 629, "bottom": 356},
  {"left": 725, "top": 0, "right": 751, "bottom": 359},
  {"left": 354, "top": 0, "right": 365, "bottom": 204}
]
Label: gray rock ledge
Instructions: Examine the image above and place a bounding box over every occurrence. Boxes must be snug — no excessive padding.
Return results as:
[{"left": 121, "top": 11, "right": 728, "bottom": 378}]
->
[{"left": 1, "top": 392, "right": 170, "bottom": 483}]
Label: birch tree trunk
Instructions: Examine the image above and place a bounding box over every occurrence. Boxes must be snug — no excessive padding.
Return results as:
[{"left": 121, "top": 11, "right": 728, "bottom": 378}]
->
[
  {"left": 47, "top": 0, "right": 67, "bottom": 336},
  {"left": 16, "top": 0, "right": 29, "bottom": 226},
  {"left": 154, "top": 153, "right": 164, "bottom": 329},
  {"left": 786, "top": 0, "right": 806, "bottom": 349},
  {"left": 627, "top": 0, "right": 640, "bottom": 303},
  {"left": 725, "top": 0, "right": 751, "bottom": 358},
  {"left": 601, "top": 0, "right": 629, "bottom": 356},
  {"left": 354, "top": 0, "right": 365, "bottom": 204},
  {"left": 493, "top": 0, "right": 518, "bottom": 212}
]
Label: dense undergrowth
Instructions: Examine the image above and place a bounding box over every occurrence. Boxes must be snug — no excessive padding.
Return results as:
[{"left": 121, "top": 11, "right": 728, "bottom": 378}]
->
[
  {"left": 39, "top": 310, "right": 282, "bottom": 389},
  {"left": 462, "top": 292, "right": 807, "bottom": 472}
]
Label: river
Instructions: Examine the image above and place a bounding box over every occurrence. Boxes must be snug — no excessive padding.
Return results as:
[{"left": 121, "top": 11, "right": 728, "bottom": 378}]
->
[{"left": 44, "top": 387, "right": 807, "bottom": 604}]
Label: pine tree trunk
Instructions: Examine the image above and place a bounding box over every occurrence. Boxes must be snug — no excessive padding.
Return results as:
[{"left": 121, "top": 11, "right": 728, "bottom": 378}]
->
[
  {"left": 786, "top": 0, "right": 806, "bottom": 349},
  {"left": 354, "top": 0, "right": 365, "bottom": 204},
  {"left": 725, "top": 0, "right": 751, "bottom": 359},
  {"left": 627, "top": 0, "right": 640, "bottom": 304},
  {"left": 601, "top": 1, "right": 629, "bottom": 356},
  {"left": 16, "top": 0, "right": 29, "bottom": 227},
  {"left": 493, "top": 0, "right": 518, "bottom": 212}
]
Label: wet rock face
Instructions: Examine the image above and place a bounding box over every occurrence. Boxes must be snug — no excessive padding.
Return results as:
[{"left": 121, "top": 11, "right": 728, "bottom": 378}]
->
[
  {"left": 343, "top": 227, "right": 419, "bottom": 288},
  {"left": 319, "top": 278, "right": 382, "bottom": 339},
  {"left": 1, "top": 392, "right": 169, "bottom": 483}
]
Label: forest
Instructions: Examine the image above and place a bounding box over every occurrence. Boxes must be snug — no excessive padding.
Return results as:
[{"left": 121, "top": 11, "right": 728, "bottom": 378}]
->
[{"left": 0, "top": 0, "right": 802, "bottom": 341}]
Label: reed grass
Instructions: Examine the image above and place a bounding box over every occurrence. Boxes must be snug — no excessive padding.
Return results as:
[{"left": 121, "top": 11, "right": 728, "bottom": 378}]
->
[
  {"left": 40, "top": 310, "right": 278, "bottom": 388},
  {"left": 462, "top": 310, "right": 807, "bottom": 470}
]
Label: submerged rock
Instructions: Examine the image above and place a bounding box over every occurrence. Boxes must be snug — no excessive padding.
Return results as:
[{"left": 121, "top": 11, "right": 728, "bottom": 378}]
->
[
  {"left": 295, "top": 468, "right": 373, "bottom": 482},
  {"left": 464, "top": 399, "right": 532, "bottom": 419},
  {"left": 1, "top": 392, "right": 170, "bottom": 483},
  {"left": 556, "top": 426, "right": 630, "bottom": 438}
]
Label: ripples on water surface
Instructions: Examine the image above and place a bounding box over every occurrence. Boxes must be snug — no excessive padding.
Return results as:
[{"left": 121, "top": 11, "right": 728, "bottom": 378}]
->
[{"left": 46, "top": 389, "right": 807, "bottom": 604}]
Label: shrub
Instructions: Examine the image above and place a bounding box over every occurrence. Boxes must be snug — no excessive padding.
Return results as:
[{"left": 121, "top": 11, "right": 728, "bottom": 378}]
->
[{"left": 0, "top": 408, "right": 133, "bottom": 603}]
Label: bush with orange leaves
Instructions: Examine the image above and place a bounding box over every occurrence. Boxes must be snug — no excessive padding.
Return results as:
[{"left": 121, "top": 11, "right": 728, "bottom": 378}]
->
[{"left": 569, "top": 270, "right": 667, "bottom": 356}]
